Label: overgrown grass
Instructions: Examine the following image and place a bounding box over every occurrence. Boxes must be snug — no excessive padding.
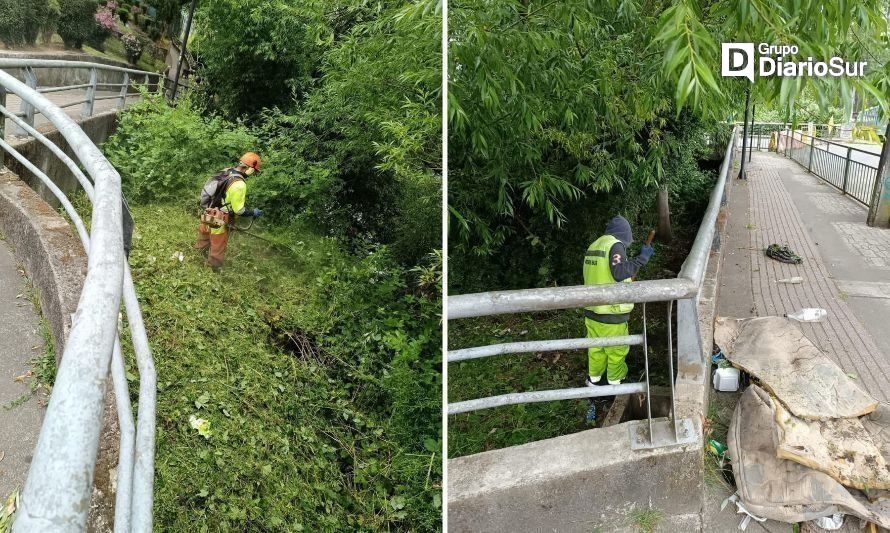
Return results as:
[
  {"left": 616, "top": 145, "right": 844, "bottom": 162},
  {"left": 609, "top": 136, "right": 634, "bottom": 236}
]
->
[
  {"left": 106, "top": 202, "right": 440, "bottom": 530},
  {"left": 448, "top": 311, "right": 592, "bottom": 456}
]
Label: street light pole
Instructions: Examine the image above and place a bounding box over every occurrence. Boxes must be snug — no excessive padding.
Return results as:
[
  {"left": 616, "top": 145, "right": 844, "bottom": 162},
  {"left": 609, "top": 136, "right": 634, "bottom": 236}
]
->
[
  {"left": 737, "top": 85, "right": 751, "bottom": 179},
  {"left": 749, "top": 101, "right": 756, "bottom": 162},
  {"left": 171, "top": 0, "right": 197, "bottom": 101}
]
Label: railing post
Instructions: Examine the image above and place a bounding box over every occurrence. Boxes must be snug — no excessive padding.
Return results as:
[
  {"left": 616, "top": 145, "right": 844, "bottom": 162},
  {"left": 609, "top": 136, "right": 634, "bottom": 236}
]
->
[
  {"left": 0, "top": 84, "right": 5, "bottom": 170},
  {"left": 676, "top": 298, "right": 702, "bottom": 377},
  {"left": 807, "top": 134, "right": 815, "bottom": 172},
  {"left": 22, "top": 67, "right": 37, "bottom": 130},
  {"left": 118, "top": 72, "right": 129, "bottom": 109},
  {"left": 82, "top": 67, "right": 97, "bottom": 118},
  {"left": 842, "top": 146, "right": 852, "bottom": 196}
]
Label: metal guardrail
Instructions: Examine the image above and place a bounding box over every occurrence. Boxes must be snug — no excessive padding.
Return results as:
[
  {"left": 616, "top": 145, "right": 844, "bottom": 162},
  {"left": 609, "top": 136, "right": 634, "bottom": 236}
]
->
[
  {"left": 0, "top": 61, "right": 157, "bottom": 531},
  {"left": 0, "top": 59, "right": 161, "bottom": 134},
  {"left": 447, "top": 126, "right": 739, "bottom": 449},
  {"left": 776, "top": 129, "right": 880, "bottom": 206}
]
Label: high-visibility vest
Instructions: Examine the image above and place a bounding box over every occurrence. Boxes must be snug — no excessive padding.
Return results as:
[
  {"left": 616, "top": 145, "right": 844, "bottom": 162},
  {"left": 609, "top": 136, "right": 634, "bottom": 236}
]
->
[
  {"left": 209, "top": 180, "right": 247, "bottom": 235},
  {"left": 583, "top": 234, "right": 633, "bottom": 316}
]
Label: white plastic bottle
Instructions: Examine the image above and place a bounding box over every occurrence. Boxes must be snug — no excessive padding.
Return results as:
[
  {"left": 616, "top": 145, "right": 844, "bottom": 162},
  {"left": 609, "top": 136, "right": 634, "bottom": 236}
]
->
[{"left": 785, "top": 308, "right": 827, "bottom": 322}]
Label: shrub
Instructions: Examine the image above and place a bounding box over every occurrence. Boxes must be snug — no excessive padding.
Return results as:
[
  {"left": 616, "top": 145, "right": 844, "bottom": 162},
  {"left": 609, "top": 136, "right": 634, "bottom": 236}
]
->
[
  {"left": 0, "top": 0, "right": 50, "bottom": 46},
  {"left": 94, "top": 2, "right": 116, "bottom": 32},
  {"left": 117, "top": 6, "right": 129, "bottom": 25},
  {"left": 121, "top": 33, "right": 143, "bottom": 64},
  {"left": 103, "top": 92, "right": 259, "bottom": 203},
  {"left": 57, "top": 0, "right": 101, "bottom": 49},
  {"left": 146, "top": 21, "right": 161, "bottom": 41},
  {"left": 39, "top": 0, "right": 62, "bottom": 44}
]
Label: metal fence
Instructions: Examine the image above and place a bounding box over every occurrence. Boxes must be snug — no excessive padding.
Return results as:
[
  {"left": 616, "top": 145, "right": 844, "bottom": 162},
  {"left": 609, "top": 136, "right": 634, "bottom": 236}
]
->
[
  {"left": 0, "top": 59, "right": 161, "bottom": 135},
  {"left": 776, "top": 130, "right": 880, "bottom": 205},
  {"left": 0, "top": 61, "right": 158, "bottom": 532},
  {"left": 859, "top": 105, "right": 887, "bottom": 131},
  {"left": 447, "top": 126, "right": 739, "bottom": 450}
]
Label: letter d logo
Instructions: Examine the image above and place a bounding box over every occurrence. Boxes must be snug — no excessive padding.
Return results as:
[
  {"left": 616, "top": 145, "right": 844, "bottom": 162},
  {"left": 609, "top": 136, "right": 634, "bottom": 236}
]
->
[{"left": 721, "top": 43, "right": 754, "bottom": 82}]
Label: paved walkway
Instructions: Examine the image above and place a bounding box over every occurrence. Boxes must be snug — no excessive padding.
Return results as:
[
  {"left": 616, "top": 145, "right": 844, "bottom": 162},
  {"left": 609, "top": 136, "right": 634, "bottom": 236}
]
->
[
  {"left": 3, "top": 89, "right": 136, "bottom": 138},
  {"left": 720, "top": 149, "right": 890, "bottom": 403},
  {"left": 0, "top": 235, "right": 46, "bottom": 500}
]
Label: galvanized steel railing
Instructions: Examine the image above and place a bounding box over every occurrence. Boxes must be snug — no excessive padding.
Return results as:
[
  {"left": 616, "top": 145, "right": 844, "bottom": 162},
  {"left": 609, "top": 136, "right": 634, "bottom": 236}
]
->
[
  {"left": 0, "top": 59, "right": 161, "bottom": 133},
  {"left": 776, "top": 129, "right": 881, "bottom": 206},
  {"left": 447, "top": 126, "right": 739, "bottom": 449},
  {"left": 0, "top": 60, "right": 158, "bottom": 532}
]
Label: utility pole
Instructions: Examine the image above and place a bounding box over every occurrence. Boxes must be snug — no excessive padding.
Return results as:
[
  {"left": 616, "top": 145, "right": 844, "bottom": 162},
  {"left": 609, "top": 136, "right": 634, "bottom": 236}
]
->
[
  {"left": 866, "top": 122, "right": 890, "bottom": 227},
  {"left": 171, "top": 0, "right": 197, "bottom": 101},
  {"left": 749, "top": 102, "right": 756, "bottom": 162},
  {"left": 737, "top": 85, "right": 751, "bottom": 180}
]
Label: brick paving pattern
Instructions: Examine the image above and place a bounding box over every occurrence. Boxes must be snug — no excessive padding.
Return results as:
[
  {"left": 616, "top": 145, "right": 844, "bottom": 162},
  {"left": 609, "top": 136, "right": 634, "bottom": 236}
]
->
[
  {"left": 744, "top": 153, "right": 890, "bottom": 402},
  {"left": 807, "top": 192, "right": 868, "bottom": 216},
  {"left": 832, "top": 222, "right": 890, "bottom": 270}
]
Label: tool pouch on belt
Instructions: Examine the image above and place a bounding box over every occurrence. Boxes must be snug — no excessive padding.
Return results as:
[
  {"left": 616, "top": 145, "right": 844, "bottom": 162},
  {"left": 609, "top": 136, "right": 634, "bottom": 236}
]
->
[{"left": 200, "top": 208, "right": 229, "bottom": 229}]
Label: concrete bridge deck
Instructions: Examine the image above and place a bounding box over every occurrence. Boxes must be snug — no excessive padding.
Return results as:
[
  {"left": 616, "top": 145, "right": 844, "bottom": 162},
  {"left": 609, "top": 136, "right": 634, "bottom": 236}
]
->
[
  {"left": 719, "top": 150, "right": 890, "bottom": 402},
  {"left": 4, "top": 89, "right": 136, "bottom": 139}
]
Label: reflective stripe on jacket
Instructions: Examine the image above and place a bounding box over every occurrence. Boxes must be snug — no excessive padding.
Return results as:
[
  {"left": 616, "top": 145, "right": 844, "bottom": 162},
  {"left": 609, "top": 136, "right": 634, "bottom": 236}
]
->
[{"left": 583, "top": 234, "right": 633, "bottom": 320}]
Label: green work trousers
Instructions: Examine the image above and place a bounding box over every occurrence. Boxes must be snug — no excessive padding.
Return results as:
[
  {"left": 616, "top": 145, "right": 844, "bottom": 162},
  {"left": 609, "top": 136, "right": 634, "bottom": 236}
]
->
[{"left": 585, "top": 318, "right": 629, "bottom": 382}]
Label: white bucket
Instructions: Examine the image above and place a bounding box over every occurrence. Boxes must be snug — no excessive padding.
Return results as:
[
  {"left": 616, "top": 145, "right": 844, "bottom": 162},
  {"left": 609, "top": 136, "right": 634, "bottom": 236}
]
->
[{"left": 713, "top": 367, "right": 740, "bottom": 392}]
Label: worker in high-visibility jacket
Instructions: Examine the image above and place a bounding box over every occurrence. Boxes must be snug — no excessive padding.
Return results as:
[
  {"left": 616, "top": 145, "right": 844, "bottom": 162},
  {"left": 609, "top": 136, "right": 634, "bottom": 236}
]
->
[
  {"left": 583, "top": 215, "right": 654, "bottom": 386},
  {"left": 195, "top": 152, "right": 263, "bottom": 270}
]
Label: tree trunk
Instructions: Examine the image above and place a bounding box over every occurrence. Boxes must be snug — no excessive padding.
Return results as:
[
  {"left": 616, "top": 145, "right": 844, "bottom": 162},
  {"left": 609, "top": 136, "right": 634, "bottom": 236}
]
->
[{"left": 656, "top": 185, "right": 673, "bottom": 242}]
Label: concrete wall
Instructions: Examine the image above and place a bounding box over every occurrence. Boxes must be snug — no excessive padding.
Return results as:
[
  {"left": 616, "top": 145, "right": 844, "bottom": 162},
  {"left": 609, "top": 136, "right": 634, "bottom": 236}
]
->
[
  {"left": 0, "top": 50, "right": 162, "bottom": 90},
  {"left": 5, "top": 109, "right": 119, "bottom": 207},
  {"left": 449, "top": 421, "right": 703, "bottom": 532}
]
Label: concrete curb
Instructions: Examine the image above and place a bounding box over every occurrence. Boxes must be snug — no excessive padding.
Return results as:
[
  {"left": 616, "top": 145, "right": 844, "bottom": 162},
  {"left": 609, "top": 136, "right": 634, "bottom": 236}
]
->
[{"left": 0, "top": 50, "right": 136, "bottom": 70}]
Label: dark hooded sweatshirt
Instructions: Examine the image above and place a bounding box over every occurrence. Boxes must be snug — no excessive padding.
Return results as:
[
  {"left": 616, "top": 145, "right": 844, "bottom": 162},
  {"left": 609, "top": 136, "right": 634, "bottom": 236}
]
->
[{"left": 604, "top": 215, "right": 649, "bottom": 282}]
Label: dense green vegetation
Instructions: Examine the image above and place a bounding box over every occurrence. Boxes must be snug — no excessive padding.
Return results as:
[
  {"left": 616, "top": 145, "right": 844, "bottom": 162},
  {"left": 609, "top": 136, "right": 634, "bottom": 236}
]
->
[
  {"left": 449, "top": 0, "right": 889, "bottom": 287},
  {"left": 100, "top": 0, "right": 440, "bottom": 529}
]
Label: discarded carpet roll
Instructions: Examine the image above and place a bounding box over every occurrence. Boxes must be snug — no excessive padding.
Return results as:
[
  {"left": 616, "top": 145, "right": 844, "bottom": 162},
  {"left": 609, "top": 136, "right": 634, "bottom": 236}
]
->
[
  {"left": 714, "top": 316, "right": 878, "bottom": 419},
  {"left": 728, "top": 385, "right": 890, "bottom": 527},
  {"left": 774, "top": 400, "right": 890, "bottom": 491}
]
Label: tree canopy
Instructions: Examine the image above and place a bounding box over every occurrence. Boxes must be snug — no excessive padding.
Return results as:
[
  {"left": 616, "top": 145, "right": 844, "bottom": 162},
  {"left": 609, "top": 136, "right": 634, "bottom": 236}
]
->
[{"left": 449, "top": 0, "right": 889, "bottom": 261}]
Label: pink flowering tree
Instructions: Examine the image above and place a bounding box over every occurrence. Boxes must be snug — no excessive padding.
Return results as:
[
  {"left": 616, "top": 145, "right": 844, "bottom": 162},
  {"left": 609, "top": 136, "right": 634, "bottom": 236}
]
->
[{"left": 94, "top": 2, "right": 117, "bottom": 34}]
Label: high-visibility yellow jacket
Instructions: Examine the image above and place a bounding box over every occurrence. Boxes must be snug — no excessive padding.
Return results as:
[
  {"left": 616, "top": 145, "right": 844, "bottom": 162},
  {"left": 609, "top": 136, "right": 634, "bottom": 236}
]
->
[
  {"left": 583, "top": 234, "right": 633, "bottom": 321},
  {"left": 211, "top": 180, "right": 247, "bottom": 235}
]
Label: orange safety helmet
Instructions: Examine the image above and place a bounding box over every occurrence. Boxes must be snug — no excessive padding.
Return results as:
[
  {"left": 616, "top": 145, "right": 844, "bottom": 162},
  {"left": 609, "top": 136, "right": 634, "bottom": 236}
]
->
[{"left": 239, "top": 152, "right": 262, "bottom": 172}]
